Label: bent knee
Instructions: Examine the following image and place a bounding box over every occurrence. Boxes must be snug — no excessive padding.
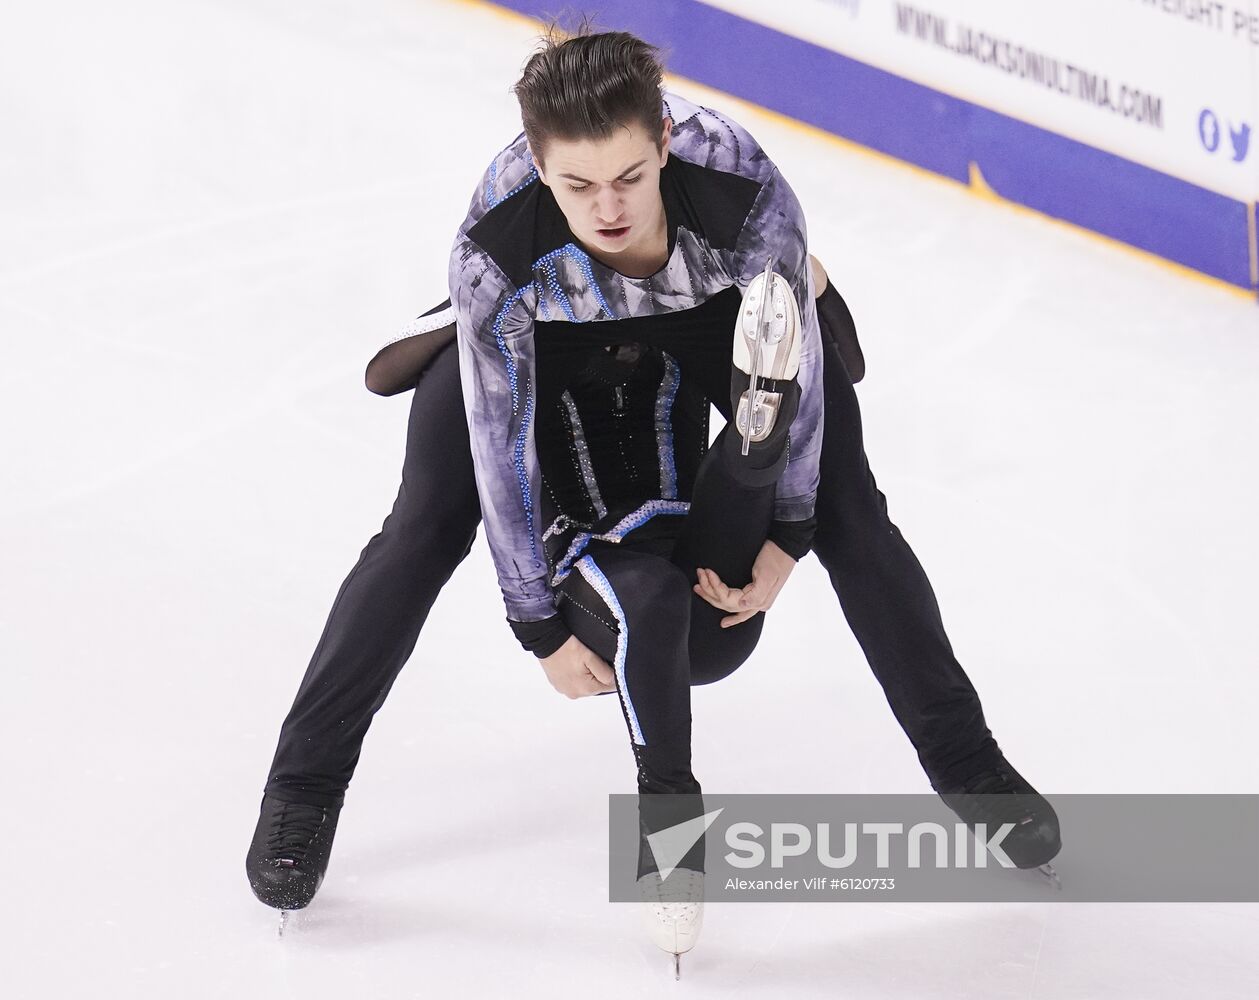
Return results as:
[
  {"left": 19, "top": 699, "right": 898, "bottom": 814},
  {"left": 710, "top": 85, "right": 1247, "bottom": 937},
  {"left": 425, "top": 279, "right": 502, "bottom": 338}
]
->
[
  {"left": 688, "top": 612, "right": 761, "bottom": 685},
  {"left": 633, "top": 563, "right": 693, "bottom": 617}
]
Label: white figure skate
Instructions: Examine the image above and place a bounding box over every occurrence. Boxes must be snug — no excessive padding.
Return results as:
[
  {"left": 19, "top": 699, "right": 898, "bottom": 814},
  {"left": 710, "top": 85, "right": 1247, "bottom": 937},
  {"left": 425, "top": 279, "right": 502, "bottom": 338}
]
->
[{"left": 638, "top": 867, "right": 705, "bottom": 979}]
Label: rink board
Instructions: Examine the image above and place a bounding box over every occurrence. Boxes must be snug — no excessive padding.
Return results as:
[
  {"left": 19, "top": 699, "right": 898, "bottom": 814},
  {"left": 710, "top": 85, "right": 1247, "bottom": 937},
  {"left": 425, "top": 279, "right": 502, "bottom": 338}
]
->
[{"left": 489, "top": 0, "right": 1259, "bottom": 296}]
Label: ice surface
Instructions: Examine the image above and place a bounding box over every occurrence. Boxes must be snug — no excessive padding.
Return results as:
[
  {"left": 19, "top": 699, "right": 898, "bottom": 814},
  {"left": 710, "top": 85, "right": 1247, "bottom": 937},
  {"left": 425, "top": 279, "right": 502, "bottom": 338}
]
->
[{"left": 2, "top": 1, "right": 1257, "bottom": 997}]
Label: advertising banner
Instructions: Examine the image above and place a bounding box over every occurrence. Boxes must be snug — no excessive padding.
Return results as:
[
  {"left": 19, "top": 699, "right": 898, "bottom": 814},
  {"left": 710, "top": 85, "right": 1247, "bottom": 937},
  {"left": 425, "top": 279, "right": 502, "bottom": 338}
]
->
[{"left": 703, "top": 1, "right": 1258, "bottom": 202}]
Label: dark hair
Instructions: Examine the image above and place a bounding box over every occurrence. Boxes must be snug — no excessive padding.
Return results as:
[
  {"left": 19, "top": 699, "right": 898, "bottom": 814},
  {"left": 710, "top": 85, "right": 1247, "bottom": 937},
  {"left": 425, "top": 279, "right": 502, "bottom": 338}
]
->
[{"left": 513, "top": 20, "right": 666, "bottom": 167}]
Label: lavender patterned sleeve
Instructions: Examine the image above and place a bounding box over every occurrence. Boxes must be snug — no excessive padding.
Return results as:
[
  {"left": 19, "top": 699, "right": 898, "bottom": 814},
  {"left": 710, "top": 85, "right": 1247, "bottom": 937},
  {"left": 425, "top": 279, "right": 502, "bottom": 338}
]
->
[
  {"left": 449, "top": 239, "right": 555, "bottom": 624},
  {"left": 733, "top": 165, "right": 823, "bottom": 521}
]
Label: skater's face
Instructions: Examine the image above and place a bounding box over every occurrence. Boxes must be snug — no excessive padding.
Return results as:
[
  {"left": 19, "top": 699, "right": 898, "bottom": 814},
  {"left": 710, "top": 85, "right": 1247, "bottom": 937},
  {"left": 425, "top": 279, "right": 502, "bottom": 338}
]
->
[{"left": 531, "top": 117, "right": 672, "bottom": 274}]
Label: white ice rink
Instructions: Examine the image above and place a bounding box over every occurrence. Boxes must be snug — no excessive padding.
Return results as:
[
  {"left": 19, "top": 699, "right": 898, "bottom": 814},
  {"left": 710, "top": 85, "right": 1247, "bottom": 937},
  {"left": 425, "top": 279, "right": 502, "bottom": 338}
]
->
[{"left": 3, "top": 1, "right": 1258, "bottom": 997}]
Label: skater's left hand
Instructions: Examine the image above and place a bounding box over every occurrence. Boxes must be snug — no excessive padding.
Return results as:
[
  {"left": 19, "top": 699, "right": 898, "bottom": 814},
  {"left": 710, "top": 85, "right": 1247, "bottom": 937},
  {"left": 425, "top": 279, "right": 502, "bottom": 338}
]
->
[{"left": 694, "top": 541, "right": 796, "bottom": 628}]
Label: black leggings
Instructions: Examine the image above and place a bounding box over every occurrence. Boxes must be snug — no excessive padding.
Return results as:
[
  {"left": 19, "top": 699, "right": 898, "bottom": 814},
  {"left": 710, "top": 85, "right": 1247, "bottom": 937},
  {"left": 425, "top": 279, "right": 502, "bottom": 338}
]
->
[
  {"left": 553, "top": 424, "right": 782, "bottom": 875},
  {"left": 263, "top": 287, "right": 1001, "bottom": 812}
]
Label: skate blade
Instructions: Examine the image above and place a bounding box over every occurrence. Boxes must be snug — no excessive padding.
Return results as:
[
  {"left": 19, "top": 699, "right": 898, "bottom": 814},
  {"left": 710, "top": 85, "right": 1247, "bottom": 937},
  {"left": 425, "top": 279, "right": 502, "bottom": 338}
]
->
[
  {"left": 673, "top": 951, "right": 681, "bottom": 980},
  {"left": 738, "top": 275, "right": 791, "bottom": 372},
  {"left": 736, "top": 390, "right": 781, "bottom": 446},
  {"left": 736, "top": 274, "right": 798, "bottom": 379},
  {"left": 277, "top": 910, "right": 290, "bottom": 938},
  {"left": 1037, "top": 863, "right": 1062, "bottom": 891}
]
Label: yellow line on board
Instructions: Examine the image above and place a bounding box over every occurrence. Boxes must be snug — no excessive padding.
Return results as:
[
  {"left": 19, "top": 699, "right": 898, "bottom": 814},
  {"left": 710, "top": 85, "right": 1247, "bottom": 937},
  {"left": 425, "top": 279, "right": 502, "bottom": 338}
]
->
[{"left": 459, "top": 0, "right": 1258, "bottom": 302}]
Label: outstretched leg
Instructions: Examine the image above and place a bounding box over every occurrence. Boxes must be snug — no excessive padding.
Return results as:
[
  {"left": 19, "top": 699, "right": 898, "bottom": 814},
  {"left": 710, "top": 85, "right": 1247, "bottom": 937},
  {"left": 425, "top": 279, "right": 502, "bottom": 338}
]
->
[
  {"left": 810, "top": 288, "right": 1001, "bottom": 791},
  {"left": 263, "top": 340, "right": 481, "bottom": 808}
]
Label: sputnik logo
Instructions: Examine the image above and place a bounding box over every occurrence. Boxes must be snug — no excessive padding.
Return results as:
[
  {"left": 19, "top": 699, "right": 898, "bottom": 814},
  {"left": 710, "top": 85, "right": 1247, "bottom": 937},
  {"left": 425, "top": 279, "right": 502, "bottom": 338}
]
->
[{"left": 643, "top": 808, "right": 724, "bottom": 879}]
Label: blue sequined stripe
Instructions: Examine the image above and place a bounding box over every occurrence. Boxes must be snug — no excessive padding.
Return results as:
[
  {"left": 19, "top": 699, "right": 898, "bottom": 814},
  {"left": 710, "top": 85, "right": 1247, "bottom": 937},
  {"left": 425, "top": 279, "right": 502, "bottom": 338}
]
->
[
  {"left": 486, "top": 159, "right": 538, "bottom": 209},
  {"left": 532, "top": 243, "right": 615, "bottom": 321},
  {"left": 491, "top": 283, "right": 540, "bottom": 557},
  {"left": 550, "top": 499, "right": 692, "bottom": 585},
  {"left": 514, "top": 388, "right": 536, "bottom": 557},
  {"left": 484, "top": 159, "right": 497, "bottom": 207},
  {"left": 575, "top": 555, "right": 643, "bottom": 746},
  {"left": 491, "top": 286, "right": 532, "bottom": 415},
  {"left": 551, "top": 531, "right": 595, "bottom": 586}
]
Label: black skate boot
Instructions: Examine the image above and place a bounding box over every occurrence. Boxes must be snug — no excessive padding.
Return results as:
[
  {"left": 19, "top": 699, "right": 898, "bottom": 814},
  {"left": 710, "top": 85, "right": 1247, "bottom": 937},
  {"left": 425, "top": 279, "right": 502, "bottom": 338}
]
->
[
  {"left": 936, "top": 758, "right": 1062, "bottom": 885},
  {"left": 246, "top": 795, "right": 341, "bottom": 915}
]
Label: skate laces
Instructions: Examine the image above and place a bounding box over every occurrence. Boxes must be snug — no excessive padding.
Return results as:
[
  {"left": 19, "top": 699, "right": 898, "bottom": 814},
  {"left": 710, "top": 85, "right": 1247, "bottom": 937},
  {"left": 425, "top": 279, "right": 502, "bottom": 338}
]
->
[
  {"left": 964, "top": 769, "right": 1018, "bottom": 795},
  {"left": 951, "top": 768, "right": 1039, "bottom": 828},
  {"left": 642, "top": 869, "right": 705, "bottom": 918},
  {"left": 655, "top": 901, "right": 700, "bottom": 923},
  {"left": 265, "top": 802, "right": 326, "bottom": 865}
]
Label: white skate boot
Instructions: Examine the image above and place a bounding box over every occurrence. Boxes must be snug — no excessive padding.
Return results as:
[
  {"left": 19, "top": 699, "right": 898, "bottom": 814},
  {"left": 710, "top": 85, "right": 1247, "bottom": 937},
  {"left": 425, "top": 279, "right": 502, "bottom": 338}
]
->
[
  {"left": 734, "top": 257, "right": 801, "bottom": 453},
  {"left": 638, "top": 867, "right": 705, "bottom": 979}
]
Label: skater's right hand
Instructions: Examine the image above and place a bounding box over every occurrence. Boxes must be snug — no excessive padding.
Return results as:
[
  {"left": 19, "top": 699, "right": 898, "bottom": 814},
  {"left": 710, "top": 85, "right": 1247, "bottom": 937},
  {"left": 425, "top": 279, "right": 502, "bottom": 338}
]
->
[{"left": 539, "top": 635, "right": 617, "bottom": 699}]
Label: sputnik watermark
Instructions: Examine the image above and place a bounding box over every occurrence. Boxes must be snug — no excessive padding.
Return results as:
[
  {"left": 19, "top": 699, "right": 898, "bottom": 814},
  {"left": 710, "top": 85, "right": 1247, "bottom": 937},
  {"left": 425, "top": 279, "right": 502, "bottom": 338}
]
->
[
  {"left": 642, "top": 812, "right": 1016, "bottom": 878},
  {"left": 724, "top": 821, "right": 1017, "bottom": 869},
  {"left": 610, "top": 794, "right": 1259, "bottom": 902}
]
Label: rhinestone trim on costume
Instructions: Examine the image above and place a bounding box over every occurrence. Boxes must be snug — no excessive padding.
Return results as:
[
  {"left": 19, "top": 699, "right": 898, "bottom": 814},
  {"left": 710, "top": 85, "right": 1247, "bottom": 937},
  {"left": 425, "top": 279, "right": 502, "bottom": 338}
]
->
[
  {"left": 550, "top": 499, "right": 692, "bottom": 585},
  {"left": 490, "top": 283, "right": 540, "bottom": 557},
  {"left": 543, "top": 514, "right": 574, "bottom": 543},
  {"left": 560, "top": 390, "right": 608, "bottom": 519},
  {"left": 534, "top": 243, "right": 614, "bottom": 321},
  {"left": 575, "top": 555, "right": 643, "bottom": 746},
  {"left": 379, "top": 305, "right": 456, "bottom": 349},
  {"left": 655, "top": 354, "right": 680, "bottom": 499},
  {"left": 485, "top": 159, "right": 538, "bottom": 209}
]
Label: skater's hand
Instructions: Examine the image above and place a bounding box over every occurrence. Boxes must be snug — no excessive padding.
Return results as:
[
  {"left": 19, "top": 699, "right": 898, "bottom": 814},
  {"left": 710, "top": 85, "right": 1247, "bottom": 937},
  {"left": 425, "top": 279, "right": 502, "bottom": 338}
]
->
[
  {"left": 539, "top": 635, "right": 617, "bottom": 699},
  {"left": 694, "top": 541, "right": 796, "bottom": 628}
]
